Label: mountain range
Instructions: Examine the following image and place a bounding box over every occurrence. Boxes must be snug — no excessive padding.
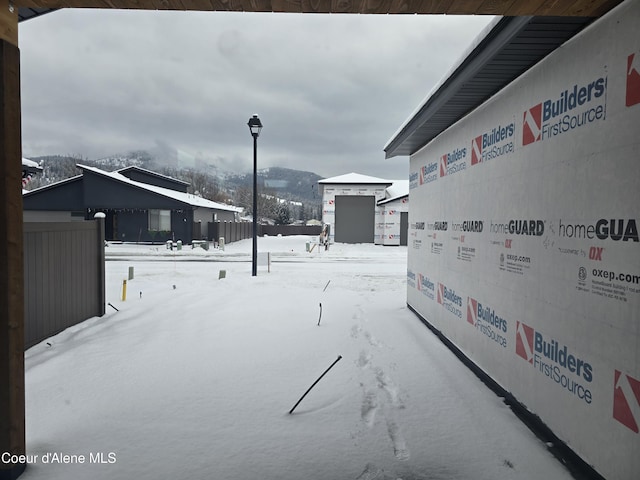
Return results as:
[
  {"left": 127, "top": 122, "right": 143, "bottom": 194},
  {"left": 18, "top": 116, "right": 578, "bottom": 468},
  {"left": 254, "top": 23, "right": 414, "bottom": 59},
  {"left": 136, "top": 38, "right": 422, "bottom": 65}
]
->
[{"left": 24, "top": 151, "right": 325, "bottom": 221}]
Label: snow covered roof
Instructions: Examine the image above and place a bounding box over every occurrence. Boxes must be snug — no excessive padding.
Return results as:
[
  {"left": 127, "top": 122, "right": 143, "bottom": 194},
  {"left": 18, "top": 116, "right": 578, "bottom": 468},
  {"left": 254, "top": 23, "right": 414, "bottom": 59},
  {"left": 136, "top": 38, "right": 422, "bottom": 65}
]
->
[
  {"left": 76, "top": 164, "right": 243, "bottom": 213},
  {"left": 116, "top": 165, "right": 190, "bottom": 186},
  {"left": 22, "top": 157, "right": 40, "bottom": 168},
  {"left": 377, "top": 180, "right": 409, "bottom": 206},
  {"left": 318, "top": 172, "right": 393, "bottom": 185},
  {"left": 22, "top": 157, "right": 43, "bottom": 176}
]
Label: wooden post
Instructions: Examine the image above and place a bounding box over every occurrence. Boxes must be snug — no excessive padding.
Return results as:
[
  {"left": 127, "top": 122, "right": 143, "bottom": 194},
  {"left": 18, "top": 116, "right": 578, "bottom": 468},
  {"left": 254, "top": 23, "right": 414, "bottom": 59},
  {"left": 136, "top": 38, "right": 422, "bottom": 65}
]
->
[{"left": 0, "top": 1, "right": 25, "bottom": 478}]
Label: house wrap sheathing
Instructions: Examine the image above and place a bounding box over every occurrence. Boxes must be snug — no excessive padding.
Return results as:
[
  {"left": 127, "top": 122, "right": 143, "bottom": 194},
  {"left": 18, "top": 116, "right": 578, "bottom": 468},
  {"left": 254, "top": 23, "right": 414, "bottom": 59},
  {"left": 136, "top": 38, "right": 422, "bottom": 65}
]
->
[{"left": 400, "top": 1, "right": 640, "bottom": 479}]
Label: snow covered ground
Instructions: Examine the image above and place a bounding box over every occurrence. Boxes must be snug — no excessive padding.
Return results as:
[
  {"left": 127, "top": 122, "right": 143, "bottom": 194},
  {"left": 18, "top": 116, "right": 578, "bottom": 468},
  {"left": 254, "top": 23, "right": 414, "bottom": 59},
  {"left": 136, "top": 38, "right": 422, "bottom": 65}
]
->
[{"left": 22, "top": 236, "right": 576, "bottom": 480}]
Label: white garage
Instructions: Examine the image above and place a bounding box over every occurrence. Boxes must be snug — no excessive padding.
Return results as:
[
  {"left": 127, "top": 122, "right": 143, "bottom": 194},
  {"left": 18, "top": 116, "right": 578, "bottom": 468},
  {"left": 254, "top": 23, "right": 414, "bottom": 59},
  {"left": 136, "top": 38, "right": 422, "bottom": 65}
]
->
[{"left": 319, "top": 173, "right": 408, "bottom": 245}]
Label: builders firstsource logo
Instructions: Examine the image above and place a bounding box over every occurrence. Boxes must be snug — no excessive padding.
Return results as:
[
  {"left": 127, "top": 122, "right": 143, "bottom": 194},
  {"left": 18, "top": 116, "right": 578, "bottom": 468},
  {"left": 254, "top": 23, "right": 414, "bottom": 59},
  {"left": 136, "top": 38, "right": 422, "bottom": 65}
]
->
[
  {"left": 439, "top": 147, "right": 467, "bottom": 177},
  {"left": 437, "top": 282, "right": 463, "bottom": 318},
  {"left": 627, "top": 52, "right": 640, "bottom": 107},
  {"left": 409, "top": 171, "right": 418, "bottom": 190},
  {"left": 407, "top": 269, "right": 417, "bottom": 289},
  {"left": 471, "top": 123, "right": 515, "bottom": 165},
  {"left": 467, "top": 298, "right": 507, "bottom": 348},
  {"left": 613, "top": 370, "right": 640, "bottom": 433},
  {"left": 523, "top": 76, "right": 607, "bottom": 146},
  {"left": 515, "top": 321, "right": 593, "bottom": 404},
  {"left": 419, "top": 161, "right": 438, "bottom": 185},
  {"left": 418, "top": 273, "right": 435, "bottom": 300}
]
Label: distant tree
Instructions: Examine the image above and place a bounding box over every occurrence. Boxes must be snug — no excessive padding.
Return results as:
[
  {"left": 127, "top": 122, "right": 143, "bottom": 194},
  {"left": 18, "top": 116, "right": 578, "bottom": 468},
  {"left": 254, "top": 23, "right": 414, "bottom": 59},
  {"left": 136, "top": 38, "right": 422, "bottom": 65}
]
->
[
  {"left": 232, "top": 185, "right": 279, "bottom": 222},
  {"left": 24, "top": 155, "right": 88, "bottom": 190},
  {"left": 275, "top": 203, "right": 291, "bottom": 225}
]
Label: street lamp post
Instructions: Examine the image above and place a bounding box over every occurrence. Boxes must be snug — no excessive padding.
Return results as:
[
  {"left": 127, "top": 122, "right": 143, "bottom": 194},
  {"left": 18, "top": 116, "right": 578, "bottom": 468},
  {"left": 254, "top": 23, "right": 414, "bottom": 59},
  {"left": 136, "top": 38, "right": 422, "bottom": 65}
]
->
[{"left": 248, "top": 114, "right": 263, "bottom": 276}]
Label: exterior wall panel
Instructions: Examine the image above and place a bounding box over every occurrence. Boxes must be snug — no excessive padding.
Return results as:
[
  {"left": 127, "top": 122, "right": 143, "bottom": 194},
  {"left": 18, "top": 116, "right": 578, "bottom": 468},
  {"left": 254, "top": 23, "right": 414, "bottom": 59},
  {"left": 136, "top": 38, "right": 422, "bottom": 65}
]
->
[
  {"left": 379, "top": 197, "right": 409, "bottom": 245},
  {"left": 406, "top": 2, "right": 640, "bottom": 479},
  {"left": 322, "top": 184, "right": 387, "bottom": 243}
]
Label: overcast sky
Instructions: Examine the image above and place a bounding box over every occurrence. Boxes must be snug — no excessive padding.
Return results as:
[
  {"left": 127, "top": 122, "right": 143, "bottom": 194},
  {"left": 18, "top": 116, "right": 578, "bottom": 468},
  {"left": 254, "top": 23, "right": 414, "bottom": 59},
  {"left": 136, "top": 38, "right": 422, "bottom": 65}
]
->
[{"left": 19, "top": 10, "right": 494, "bottom": 180}]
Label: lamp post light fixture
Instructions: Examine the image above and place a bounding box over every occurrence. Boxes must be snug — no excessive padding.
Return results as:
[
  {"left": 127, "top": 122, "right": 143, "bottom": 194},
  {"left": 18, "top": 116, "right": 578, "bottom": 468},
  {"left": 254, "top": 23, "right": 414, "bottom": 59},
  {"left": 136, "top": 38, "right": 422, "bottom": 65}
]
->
[{"left": 248, "top": 114, "right": 263, "bottom": 276}]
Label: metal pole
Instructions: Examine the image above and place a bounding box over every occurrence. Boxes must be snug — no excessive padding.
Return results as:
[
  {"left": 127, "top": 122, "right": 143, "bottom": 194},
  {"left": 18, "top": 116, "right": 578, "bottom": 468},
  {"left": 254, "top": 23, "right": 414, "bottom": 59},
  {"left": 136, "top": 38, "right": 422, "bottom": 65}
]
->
[
  {"left": 289, "top": 355, "right": 342, "bottom": 414},
  {"left": 252, "top": 133, "right": 258, "bottom": 276}
]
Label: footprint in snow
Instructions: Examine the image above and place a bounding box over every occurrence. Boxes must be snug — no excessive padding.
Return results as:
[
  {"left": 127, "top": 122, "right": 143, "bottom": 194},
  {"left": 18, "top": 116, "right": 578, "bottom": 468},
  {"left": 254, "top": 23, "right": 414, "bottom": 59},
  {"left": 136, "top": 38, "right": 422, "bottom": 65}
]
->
[
  {"left": 375, "top": 368, "right": 403, "bottom": 408},
  {"left": 351, "top": 325, "right": 362, "bottom": 339},
  {"left": 356, "top": 463, "right": 384, "bottom": 480},
  {"left": 387, "top": 420, "right": 410, "bottom": 461},
  {"left": 361, "top": 390, "right": 379, "bottom": 428},
  {"left": 364, "top": 330, "right": 381, "bottom": 347},
  {"left": 357, "top": 350, "right": 372, "bottom": 369},
  {"left": 352, "top": 305, "right": 365, "bottom": 321}
]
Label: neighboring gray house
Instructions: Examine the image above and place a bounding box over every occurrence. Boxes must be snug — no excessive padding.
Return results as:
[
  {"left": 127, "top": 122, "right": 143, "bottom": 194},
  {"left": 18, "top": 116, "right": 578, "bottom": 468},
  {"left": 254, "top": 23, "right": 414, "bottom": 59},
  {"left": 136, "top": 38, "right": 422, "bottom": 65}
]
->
[{"left": 23, "top": 164, "right": 242, "bottom": 243}]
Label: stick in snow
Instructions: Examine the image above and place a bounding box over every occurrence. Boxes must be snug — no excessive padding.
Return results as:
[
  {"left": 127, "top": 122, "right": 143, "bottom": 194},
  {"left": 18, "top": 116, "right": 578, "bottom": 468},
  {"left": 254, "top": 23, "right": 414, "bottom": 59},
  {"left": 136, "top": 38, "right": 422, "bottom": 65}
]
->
[
  {"left": 108, "top": 302, "right": 119, "bottom": 312},
  {"left": 317, "top": 302, "right": 322, "bottom": 326},
  {"left": 323, "top": 280, "right": 331, "bottom": 292},
  {"left": 289, "top": 355, "right": 342, "bottom": 414}
]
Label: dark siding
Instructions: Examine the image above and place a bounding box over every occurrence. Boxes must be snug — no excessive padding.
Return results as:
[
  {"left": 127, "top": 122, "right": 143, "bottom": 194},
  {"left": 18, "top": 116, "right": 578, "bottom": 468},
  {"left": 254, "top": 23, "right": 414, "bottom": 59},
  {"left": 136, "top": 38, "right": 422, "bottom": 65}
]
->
[
  {"left": 171, "top": 209, "right": 194, "bottom": 243},
  {"left": 23, "top": 178, "right": 83, "bottom": 210},
  {"left": 24, "top": 221, "right": 105, "bottom": 349},
  {"left": 114, "top": 210, "right": 148, "bottom": 242},
  {"left": 82, "top": 171, "right": 185, "bottom": 210},
  {"left": 335, "top": 196, "right": 375, "bottom": 243}
]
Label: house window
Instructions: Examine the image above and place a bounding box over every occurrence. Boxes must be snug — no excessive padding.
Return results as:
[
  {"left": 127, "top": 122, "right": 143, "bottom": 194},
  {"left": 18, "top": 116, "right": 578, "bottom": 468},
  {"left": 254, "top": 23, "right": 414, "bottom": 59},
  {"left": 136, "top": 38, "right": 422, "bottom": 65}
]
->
[{"left": 149, "top": 209, "right": 171, "bottom": 231}]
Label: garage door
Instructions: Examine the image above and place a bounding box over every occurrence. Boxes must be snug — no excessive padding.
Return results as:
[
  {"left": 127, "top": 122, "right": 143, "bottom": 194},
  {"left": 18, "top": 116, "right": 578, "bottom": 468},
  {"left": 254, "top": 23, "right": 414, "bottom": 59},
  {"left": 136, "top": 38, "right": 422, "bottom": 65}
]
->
[
  {"left": 400, "top": 212, "right": 408, "bottom": 246},
  {"left": 335, "top": 195, "right": 375, "bottom": 243}
]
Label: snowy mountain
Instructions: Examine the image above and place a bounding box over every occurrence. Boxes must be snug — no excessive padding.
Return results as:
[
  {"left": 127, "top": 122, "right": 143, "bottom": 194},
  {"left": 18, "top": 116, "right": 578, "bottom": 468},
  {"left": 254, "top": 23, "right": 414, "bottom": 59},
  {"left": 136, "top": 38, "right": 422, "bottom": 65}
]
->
[{"left": 25, "top": 152, "right": 323, "bottom": 221}]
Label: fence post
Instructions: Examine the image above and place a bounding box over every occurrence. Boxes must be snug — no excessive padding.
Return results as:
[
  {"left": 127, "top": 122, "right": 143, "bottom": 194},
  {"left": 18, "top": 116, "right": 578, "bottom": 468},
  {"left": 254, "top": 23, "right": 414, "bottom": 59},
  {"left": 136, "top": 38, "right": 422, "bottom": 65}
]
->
[{"left": 96, "top": 216, "right": 106, "bottom": 316}]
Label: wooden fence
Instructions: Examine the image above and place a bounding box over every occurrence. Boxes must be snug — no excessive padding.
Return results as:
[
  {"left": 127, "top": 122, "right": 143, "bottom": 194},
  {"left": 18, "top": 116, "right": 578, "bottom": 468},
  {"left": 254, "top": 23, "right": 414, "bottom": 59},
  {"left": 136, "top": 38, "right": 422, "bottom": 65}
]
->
[
  {"left": 24, "top": 220, "right": 105, "bottom": 349},
  {"left": 205, "top": 222, "right": 322, "bottom": 244}
]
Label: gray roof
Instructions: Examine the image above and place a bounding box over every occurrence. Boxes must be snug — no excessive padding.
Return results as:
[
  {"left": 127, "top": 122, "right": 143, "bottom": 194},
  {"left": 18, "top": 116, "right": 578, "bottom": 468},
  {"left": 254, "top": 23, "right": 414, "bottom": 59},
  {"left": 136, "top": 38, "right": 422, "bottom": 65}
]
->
[
  {"left": 384, "top": 16, "right": 594, "bottom": 159},
  {"left": 18, "top": 7, "right": 57, "bottom": 22}
]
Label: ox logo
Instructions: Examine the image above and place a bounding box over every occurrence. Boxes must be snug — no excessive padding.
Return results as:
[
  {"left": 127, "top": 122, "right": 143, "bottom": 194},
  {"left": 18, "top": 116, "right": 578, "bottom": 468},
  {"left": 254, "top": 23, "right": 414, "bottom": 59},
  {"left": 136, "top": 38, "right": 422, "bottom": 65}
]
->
[
  {"left": 467, "top": 297, "right": 477, "bottom": 326},
  {"left": 471, "top": 135, "right": 482, "bottom": 165},
  {"left": 437, "top": 283, "right": 444, "bottom": 305},
  {"left": 515, "top": 321, "right": 535, "bottom": 364},
  {"left": 613, "top": 370, "right": 640, "bottom": 433},
  {"left": 522, "top": 104, "right": 542, "bottom": 146},
  {"left": 627, "top": 52, "right": 640, "bottom": 107},
  {"left": 439, "top": 155, "right": 447, "bottom": 177},
  {"left": 589, "top": 246, "right": 604, "bottom": 261}
]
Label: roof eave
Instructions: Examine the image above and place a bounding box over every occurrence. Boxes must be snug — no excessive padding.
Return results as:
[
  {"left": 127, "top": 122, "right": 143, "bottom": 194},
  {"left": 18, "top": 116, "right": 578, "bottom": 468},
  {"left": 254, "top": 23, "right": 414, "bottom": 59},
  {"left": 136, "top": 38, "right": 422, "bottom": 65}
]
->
[{"left": 384, "top": 15, "right": 594, "bottom": 159}]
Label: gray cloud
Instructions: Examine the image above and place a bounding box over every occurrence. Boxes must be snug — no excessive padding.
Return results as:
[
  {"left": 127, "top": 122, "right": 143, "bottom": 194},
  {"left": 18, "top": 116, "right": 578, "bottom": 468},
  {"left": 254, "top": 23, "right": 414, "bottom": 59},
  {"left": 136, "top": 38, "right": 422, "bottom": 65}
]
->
[{"left": 19, "top": 10, "right": 494, "bottom": 179}]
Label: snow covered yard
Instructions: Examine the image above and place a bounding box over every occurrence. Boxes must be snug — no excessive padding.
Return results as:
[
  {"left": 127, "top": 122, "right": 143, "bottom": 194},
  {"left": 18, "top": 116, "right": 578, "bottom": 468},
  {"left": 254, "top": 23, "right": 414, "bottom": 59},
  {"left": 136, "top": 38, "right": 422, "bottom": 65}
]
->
[{"left": 21, "top": 236, "right": 575, "bottom": 480}]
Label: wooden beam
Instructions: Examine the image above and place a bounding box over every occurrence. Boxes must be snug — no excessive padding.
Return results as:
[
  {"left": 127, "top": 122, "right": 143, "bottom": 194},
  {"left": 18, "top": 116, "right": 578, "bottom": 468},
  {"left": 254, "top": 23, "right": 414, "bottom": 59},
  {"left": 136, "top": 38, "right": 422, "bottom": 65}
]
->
[
  {"left": 13, "top": 0, "right": 626, "bottom": 16},
  {"left": 1, "top": 0, "right": 18, "bottom": 45},
  {"left": 0, "top": 26, "right": 26, "bottom": 480}
]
